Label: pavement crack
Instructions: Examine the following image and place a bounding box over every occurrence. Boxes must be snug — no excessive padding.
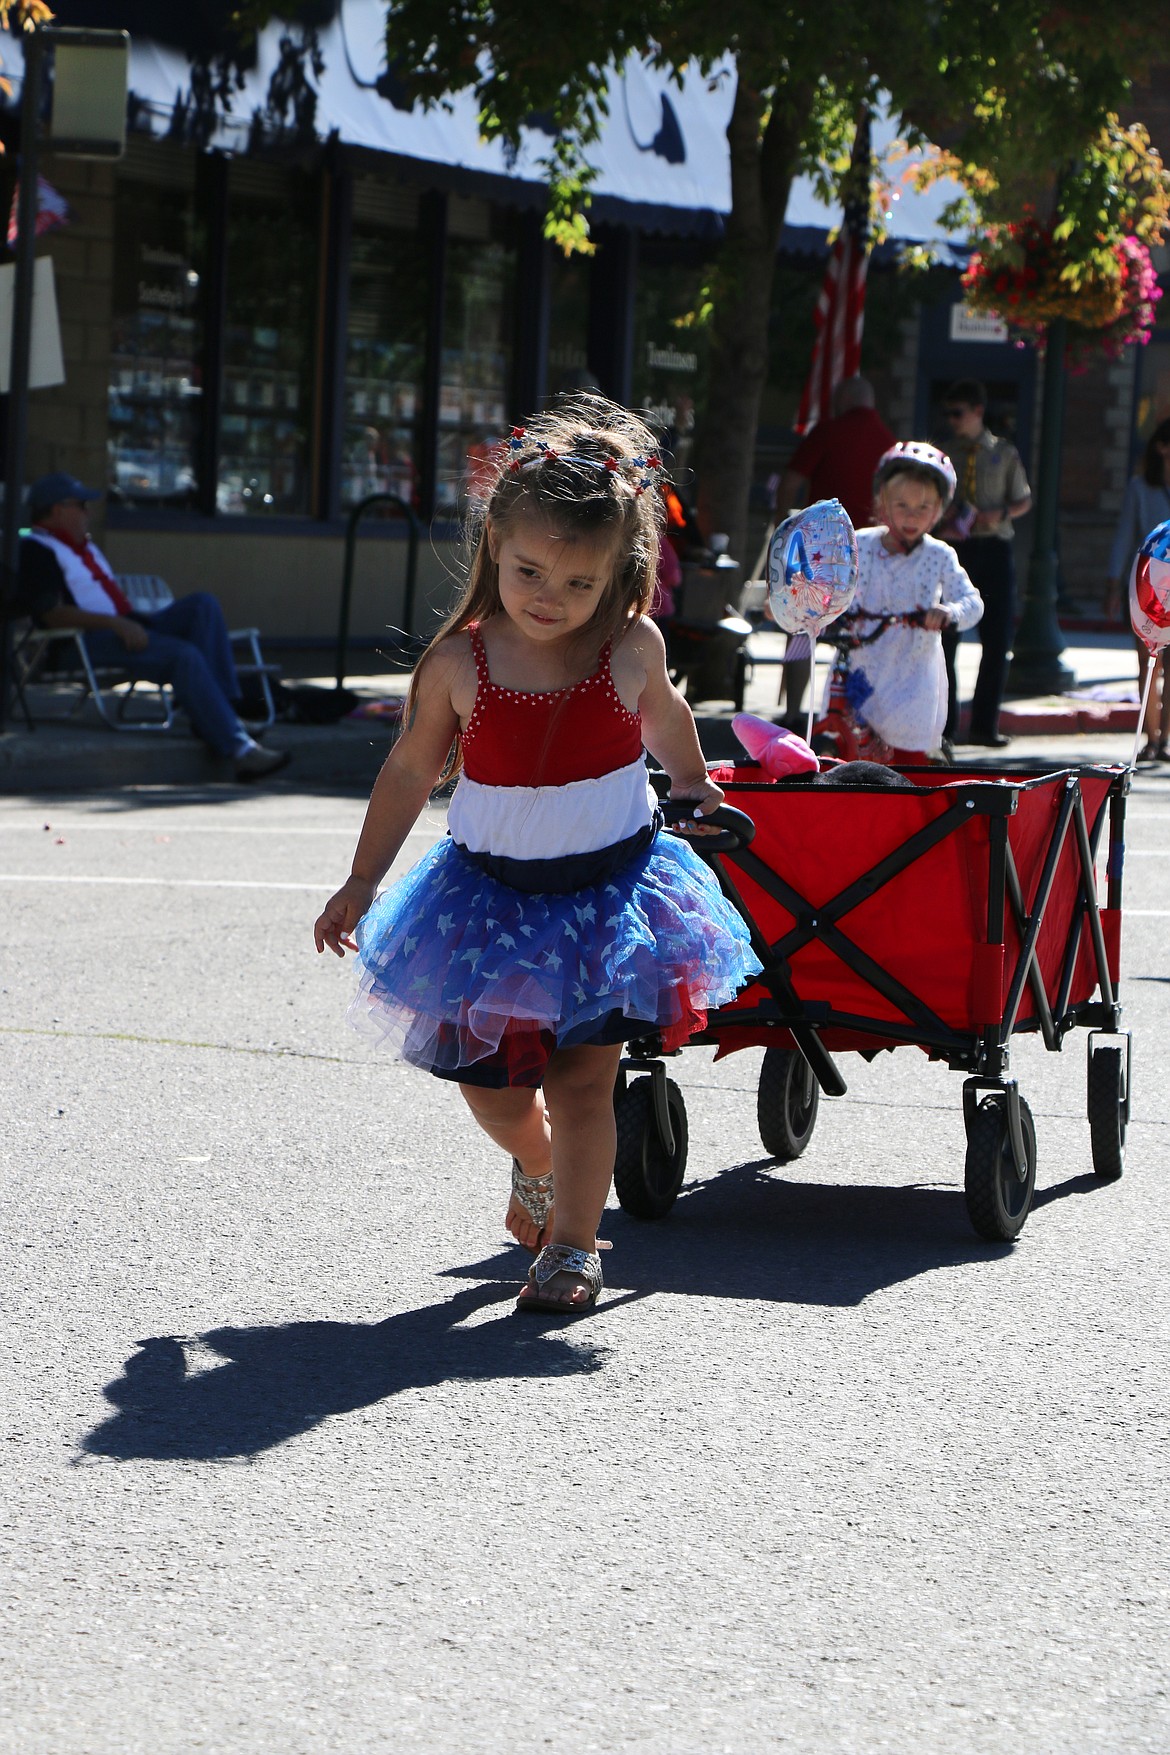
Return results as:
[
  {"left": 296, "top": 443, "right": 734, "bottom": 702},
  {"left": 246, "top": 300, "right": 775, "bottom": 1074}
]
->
[{"left": 0, "top": 1025, "right": 348, "bottom": 1065}]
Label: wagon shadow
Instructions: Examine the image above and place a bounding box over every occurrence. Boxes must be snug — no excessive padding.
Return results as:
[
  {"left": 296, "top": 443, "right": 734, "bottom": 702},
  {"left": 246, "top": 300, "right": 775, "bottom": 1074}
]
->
[
  {"left": 467, "top": 1156, "right": 1108, "bottom": 1311},
  {"left": 449, "top": 1153, "right": 1116, "bottom": 1313},
  {"left": 584, "top": 1159, "right": 1015, "bottom": 1307},
  {"left": 79, "top": 1280, "right": 608, "bottom": 1464}
]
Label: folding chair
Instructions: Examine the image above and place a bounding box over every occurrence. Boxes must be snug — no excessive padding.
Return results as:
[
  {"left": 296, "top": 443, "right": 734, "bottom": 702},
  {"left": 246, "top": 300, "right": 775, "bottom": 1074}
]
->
[{"left": 15, "top": 575, "right": 279, "bottom": 732}]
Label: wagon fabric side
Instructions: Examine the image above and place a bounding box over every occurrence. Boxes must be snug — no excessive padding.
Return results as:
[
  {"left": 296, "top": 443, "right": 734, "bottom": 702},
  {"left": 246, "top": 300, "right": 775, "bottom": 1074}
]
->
[{"left": 697, "top": 763, "right": 1125, "bottom": 1069}]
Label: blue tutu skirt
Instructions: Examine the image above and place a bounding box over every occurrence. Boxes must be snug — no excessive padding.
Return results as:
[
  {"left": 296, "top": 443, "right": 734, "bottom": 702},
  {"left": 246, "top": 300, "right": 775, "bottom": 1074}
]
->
[{"left": 350, "top": 830, "right": 762, "bottom": 1084}]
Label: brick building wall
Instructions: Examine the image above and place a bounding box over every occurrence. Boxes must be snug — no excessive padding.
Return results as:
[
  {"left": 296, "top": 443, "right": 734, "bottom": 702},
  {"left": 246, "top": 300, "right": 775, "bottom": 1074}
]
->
[{"left": 23, "top": 155, "right": 115, "bottom": 523}]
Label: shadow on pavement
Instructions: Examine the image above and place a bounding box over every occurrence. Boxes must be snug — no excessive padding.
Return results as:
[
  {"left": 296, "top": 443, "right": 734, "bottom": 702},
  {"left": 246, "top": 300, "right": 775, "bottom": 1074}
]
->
[
  {"left": 80, "top": 1158, "right": 1109, "bottom": 1463},
  {"left": 460, "top": 1153, "right": 1112, "bottom": 1307},
  {"left": 80, "top": 1280, "right": 606, "bottom": 1463},
  {"left": 451, "top": 1158, "right": 1017, "bottom": 1310}
]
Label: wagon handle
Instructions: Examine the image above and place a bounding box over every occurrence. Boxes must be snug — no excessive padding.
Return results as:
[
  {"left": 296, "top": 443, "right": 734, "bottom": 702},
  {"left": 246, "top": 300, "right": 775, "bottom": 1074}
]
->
[{"left": 662, "top": 799, "right": 757, "bottom": 851}]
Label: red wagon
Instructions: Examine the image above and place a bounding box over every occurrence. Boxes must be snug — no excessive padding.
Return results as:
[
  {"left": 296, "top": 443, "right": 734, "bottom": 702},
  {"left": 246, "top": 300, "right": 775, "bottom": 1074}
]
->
[{"left": 614, "top": 762, "right": 1132, "bottom": 1240}]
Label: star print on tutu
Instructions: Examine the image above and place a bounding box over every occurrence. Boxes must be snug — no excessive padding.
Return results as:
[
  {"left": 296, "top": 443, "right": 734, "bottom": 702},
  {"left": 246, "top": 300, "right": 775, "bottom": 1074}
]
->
[
  {"left": 347, "top": 833, "right": 762, "bottom": 1077},
  {"left": 767, "top": 498, "right": 859, "bottom": 638}
]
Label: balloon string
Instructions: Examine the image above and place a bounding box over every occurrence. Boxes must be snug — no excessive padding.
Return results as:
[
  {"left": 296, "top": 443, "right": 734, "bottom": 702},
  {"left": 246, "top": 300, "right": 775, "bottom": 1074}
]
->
[
  {"left": 806, "top": 643, "right": 817, "bottom": 748},
  {"left": 1130, "top": 652, "right": 1157, "bottom": 769}
]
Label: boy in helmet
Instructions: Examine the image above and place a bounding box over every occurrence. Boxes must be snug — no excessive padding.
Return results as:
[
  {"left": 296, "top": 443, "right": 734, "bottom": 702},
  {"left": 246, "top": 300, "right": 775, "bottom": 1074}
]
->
[{"left": 821, "top": 443, "right": 983, "bottom": 765}]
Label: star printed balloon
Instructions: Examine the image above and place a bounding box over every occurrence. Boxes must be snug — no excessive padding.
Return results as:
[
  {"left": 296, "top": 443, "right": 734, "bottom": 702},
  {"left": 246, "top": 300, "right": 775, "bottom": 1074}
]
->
[
  {"left": 1130, "top": 519, "right": 1170, "bottom": 653},
  {"left": 767, "top": 498, "right": 858, "bottom": 637}
]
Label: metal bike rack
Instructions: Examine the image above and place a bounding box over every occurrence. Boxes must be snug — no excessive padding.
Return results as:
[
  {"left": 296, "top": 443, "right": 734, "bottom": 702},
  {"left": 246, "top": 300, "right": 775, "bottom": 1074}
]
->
[{"left": 335, "top": 492, "right": 422, "bottom": 691}]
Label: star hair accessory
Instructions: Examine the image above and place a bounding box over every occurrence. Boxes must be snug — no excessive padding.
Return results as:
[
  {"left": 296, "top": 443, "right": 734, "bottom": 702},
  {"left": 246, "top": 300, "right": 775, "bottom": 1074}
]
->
[
  {"left": 630, "top": 453, "right": 663, "bottom": 496},
  {"left": 507, "top": 426, "right": 527, "bottom": 470}
]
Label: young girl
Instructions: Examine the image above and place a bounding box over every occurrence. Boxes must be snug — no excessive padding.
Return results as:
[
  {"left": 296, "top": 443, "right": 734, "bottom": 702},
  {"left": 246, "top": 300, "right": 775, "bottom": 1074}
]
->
[
  {"left": 1105, "top": 418, "right": 1170, "bottom": 760},
  {"left": 314, "top": 396, "right": 761, "bottom": 1315},
  {"left": 820, "top": 443, "right": 984, "bottom": 764}
]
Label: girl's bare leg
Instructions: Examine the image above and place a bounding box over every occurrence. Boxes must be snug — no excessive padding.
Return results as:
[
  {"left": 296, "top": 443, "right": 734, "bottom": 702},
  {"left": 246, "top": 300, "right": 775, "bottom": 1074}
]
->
[
  {"left": 516, "top": 1042, "right": 623, "bottom": 1310},
  {"left": 459, "top": 1083, "right": 552, "bottom": 1250},
  {"left": 1159, "top": 654, "right": 1170, "bottom": 749}
]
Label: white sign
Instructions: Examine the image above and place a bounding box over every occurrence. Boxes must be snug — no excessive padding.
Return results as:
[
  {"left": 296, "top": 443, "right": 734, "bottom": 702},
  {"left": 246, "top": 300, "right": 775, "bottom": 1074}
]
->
[
  {"left": 0, "top": 256, "right": 66, "bottom": 391},
  {"left": 949, "top": 304, "right": 1010, "bottom": 344}
]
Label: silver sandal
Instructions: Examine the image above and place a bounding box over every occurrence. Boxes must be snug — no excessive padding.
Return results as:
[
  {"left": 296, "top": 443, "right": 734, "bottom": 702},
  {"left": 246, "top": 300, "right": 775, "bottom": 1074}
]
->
[
  {"left": 517, "top": 1243, "right": 603, "bottom": 1314},
  {"left": 510, "top": 1156, "right": 554, "bottom": 1238}
]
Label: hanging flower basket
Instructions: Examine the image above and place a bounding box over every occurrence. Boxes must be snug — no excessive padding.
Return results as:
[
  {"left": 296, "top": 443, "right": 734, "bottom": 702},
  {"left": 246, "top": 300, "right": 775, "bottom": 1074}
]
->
[{"left": 961, "top": 217, "right": 1162, "bottom": 366}]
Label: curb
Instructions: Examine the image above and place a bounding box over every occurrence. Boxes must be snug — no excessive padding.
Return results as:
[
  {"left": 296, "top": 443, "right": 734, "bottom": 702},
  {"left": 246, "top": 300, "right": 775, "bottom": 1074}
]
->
[
  {"left": 0, "top": 697, "right": 1139, "bottom": 793},
  {"left": 998, "top": 702, "right": 1139, "bottom": 737}
]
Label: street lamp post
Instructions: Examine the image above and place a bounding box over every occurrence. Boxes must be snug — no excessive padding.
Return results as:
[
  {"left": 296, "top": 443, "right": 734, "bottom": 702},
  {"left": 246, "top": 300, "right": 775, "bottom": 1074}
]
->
[
  {"left": 0, "top": 24, "right": 45, "bottom": 734},
  {"left": 0, "top": 24, "right": 127, "bottom": 735},
  {"left": 1007, "top": 315, "right": 1077, "bottom": 695}
]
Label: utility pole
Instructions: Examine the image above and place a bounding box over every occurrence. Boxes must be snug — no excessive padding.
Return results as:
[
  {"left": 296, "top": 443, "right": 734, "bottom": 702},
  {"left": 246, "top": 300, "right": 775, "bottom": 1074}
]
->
[
  {"left": 1007, "top": 316, "right": 1077, "bottom": 695},
  {"left": 0, "top": 24, "right": 45, "bottom": 733},
  {"left": 0, "top": 24, "right": 127, "bottom": 733}
]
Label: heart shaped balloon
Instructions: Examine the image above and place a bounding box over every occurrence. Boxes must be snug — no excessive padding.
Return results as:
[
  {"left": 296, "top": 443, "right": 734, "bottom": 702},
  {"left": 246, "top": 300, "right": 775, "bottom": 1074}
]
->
[
  {"left": 1130, "top": 518, "right": 1170, "bottom": 653},
  {"left": 767, "top": 498, "right": 858, "bottom": 638}
]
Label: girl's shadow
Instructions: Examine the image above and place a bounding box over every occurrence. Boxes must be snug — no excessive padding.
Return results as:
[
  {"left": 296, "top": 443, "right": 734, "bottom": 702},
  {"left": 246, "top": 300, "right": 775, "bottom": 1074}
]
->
[
  {"left": 81, "top": 1157, "right": 1104, "bottom": 1464},
  {"left": 80, "top": 1282, "right": 607, "bottom": 1464}
]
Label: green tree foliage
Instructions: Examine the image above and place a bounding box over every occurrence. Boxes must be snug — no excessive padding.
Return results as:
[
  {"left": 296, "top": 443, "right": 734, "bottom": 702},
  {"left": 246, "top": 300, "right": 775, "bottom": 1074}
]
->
[{"left": 239, "top": 1, "right": 1168, "bottom": 554}]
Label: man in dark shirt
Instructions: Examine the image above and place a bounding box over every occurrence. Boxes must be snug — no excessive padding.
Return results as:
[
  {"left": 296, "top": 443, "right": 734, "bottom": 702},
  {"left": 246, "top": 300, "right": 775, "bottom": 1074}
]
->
[
  {"left": 772, "top": 377, "right": 895, "bottom": 716},
  {"left": 21, "top": 471, "right": 289, "bottom": 778}
]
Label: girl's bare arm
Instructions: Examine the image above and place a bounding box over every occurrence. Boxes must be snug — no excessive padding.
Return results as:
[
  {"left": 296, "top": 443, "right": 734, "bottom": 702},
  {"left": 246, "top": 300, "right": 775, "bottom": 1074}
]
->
[
  {"left": 314, "top": 644, "right": 464, "bottom": 954},
  {"left": 622, "top": 618, "right": 725, "bottom": 816}
]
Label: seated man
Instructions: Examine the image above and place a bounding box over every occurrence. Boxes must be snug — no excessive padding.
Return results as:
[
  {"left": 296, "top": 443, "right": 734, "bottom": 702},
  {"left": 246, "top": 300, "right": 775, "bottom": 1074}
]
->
[{"left": 20, "top": 472, "right": 289, "bottom": 780}]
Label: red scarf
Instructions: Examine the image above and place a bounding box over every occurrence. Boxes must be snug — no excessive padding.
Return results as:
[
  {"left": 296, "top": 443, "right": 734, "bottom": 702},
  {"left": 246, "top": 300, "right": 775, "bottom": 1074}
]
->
[{"left": 35, "top": 523, "right": 135, "bottom": 616}]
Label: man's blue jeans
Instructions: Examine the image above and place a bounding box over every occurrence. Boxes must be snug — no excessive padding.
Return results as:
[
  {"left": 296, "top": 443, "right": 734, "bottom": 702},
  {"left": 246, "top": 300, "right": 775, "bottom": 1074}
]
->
[{"left": 83, "top": 592, "right": 246, "bottom": 756}]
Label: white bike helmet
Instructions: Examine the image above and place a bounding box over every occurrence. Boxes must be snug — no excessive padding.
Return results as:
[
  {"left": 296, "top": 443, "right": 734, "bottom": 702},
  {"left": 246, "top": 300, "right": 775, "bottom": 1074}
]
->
[{"left": 873, "top": 441, "right": 957, "bottom": 509}]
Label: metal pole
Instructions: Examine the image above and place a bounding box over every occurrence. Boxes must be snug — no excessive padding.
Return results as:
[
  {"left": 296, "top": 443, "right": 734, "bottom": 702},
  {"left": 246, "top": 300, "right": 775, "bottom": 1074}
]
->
[
  {"left": 336, "top": 492, "right": 421, "bottom": 690},
  {"left": 0, "top": 27, "right": 44, "bottom": 734},
  {"left": 1007, "top": 315, "right": 1076, "bottom": 695}
]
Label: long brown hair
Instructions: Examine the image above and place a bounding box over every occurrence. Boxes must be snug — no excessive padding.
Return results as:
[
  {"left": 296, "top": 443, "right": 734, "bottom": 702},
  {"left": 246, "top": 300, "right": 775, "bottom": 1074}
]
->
[{"left": 406, "top": 393, "right": 666, "bottom": 774}]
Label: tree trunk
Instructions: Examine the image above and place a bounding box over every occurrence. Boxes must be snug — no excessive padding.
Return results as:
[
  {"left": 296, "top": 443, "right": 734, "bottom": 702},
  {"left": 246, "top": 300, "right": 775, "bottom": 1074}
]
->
[{"left": 695, "top": 67, "right": 814, "bottom": 567}]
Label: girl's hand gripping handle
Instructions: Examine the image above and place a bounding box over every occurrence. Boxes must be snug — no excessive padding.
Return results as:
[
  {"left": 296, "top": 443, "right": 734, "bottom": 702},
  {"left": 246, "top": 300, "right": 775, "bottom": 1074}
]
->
[{"left": 314, "top": 875, "right": 377, "bottom": 957}]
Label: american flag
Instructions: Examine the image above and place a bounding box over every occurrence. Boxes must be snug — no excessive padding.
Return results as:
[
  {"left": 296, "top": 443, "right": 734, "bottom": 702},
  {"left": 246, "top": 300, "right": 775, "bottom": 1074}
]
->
[
  {"left": 794, "top": 111, "right": 872, "bottom": 435},
  {"left": 7, "top": 176, "right": 73, "bottom": 250}
]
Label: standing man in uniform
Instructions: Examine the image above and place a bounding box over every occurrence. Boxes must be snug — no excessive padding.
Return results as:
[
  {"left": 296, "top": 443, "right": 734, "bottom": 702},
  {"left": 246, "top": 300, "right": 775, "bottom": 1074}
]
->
[{"left": 939, "top": 379, "right": 1032, "bottom": 748}]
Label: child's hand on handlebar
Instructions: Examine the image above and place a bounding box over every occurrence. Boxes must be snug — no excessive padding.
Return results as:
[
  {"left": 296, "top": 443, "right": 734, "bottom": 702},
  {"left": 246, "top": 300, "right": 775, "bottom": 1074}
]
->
[{"left": 669, "top": 774, "right": 726, "bottom": 835}]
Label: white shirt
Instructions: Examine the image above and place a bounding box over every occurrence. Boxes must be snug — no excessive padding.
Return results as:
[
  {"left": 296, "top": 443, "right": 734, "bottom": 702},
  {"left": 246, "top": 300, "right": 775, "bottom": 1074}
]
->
[{"left": 834, "top": 528, "right": 983, "bottom": 751}]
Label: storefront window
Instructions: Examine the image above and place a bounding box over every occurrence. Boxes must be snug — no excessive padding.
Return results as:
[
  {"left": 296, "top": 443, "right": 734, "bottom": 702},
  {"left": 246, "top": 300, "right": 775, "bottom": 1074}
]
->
[
  {"left": 108, "top": 149, "right": 203, "bottom": 508},
  {"left": 436, "top": 204, "right": 517, "bottom": 513},
  {"left": 546, "top": 254, "right": 592, "bottom": 397},
  {"left": 219, "top": 162, "right": 319, "bottom": 515},
  {"left": 631, "top": 255, "right": 710, "bottom": 486},
  {"left": 343, "top": 177, "right": 427, "bottom": 509}
]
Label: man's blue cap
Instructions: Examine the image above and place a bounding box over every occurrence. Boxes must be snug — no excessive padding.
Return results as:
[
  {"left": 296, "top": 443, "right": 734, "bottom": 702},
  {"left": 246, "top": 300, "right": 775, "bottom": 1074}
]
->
[{"left": 27, "top": 472, "right": 103, "bottom": 515}]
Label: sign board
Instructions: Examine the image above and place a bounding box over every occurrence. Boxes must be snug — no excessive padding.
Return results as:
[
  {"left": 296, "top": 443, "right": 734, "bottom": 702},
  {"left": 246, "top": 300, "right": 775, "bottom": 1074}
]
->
[
  {"left": 0, "top": 256, "right": 65, "bottom": 391},
  {"left": 49, "top": 30, "right": 129, "bottom": 159},
  {"left": 949, "top": 304, "right": 1010, "bottom": 345}
]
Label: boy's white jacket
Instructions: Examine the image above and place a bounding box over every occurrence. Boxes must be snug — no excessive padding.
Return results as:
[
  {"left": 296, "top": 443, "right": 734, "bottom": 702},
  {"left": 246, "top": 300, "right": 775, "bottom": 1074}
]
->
[{"left": 830, "top": 528, "right": 983, "bottom": 752}]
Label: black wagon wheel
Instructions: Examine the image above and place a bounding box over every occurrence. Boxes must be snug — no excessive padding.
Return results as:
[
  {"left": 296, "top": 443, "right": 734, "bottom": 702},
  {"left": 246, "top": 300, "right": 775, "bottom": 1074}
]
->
[
  {"left": 1087, "top": 1044, "right": 1127, "bottom": 1182},
  {"left": 613, "top": 1076, "right": 688, "bottom": 1220},
  {"left": 757, "top": 1046, "right": 819, "bottom": 1162},
  {"left": 963, "top": 1093, "right": 1037, "bottom": 1242}
]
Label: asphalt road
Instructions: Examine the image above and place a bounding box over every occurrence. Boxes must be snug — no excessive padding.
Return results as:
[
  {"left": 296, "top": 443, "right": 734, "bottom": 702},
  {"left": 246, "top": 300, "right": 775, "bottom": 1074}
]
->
[{"left": 2, "top": 737, "right": 1167, "bottom": 1754}]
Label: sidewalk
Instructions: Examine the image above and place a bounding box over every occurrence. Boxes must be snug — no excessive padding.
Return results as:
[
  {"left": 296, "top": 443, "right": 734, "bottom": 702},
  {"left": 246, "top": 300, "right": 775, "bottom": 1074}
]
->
[{"left": 0, "top": 626, "right": 1144, "bottom": 792}]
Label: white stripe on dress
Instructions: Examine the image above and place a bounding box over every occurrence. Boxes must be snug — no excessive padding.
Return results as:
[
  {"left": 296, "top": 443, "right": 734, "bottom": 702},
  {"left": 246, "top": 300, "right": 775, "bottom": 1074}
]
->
[{"left": 447, "top": 757, "right": 656, "bottom": 861}]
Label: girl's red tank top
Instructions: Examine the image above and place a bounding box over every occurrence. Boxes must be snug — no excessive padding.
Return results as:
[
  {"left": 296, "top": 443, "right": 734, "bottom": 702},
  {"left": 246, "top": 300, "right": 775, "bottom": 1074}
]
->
[{"left": 461, "top": 622, "right": 643, "bottom": 787}]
